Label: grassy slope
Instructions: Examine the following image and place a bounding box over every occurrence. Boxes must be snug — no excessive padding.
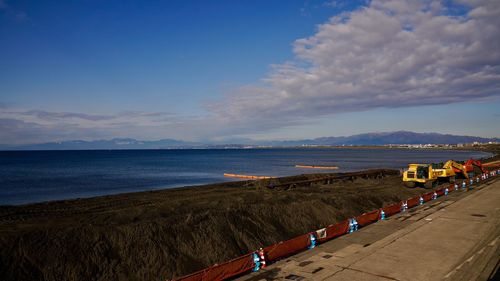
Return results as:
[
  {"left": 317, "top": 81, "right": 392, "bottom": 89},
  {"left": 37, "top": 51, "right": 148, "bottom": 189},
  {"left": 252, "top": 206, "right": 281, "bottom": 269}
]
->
[{"left": 0, "top": 170, "right": 431, "bottom": 281}]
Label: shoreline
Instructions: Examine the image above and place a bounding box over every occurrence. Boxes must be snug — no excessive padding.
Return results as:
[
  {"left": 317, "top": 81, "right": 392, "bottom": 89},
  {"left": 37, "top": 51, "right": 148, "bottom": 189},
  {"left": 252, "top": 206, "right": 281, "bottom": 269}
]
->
[
  {"left": 1, "top": 146, "right": 495, "bottom": 207},
  {"left": 1, "top": 145, "right": 498, "bottom": 280},
  {"left": 0, "top": 168, "right": 431, "bottom": 280},
  {"left": 0, "top": 144, "right": 496, "bottom": 152}
]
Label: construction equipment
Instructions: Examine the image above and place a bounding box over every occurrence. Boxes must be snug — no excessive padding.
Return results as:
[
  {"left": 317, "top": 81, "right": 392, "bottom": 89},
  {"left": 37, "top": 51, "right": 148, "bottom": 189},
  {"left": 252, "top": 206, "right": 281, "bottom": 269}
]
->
[
  {"left": 464, "top": 159, "right": 487, "bottom": 177},
  {"left": 442, "top": 160, "right": 469, "bottom": 180},
  {"left": 403, "top": 160, "right": 468, "bottom": 188}
]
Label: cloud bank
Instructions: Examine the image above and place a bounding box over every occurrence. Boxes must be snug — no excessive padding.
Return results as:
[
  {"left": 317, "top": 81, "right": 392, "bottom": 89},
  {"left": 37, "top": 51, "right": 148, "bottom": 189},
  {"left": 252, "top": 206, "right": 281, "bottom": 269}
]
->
[
  {"left": 0, "top": 110, "right": 194, "bottom": 144},
  {"left": 209, "top": 0, "right": 500, "bottom": 132},
  {"left": 1, "top": 0, "right": 500, "bottom": 144}
]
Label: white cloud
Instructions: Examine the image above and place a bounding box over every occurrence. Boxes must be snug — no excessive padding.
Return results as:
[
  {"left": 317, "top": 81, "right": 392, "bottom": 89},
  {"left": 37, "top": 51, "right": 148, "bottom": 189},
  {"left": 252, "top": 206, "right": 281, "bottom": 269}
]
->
[
  {"left": 0, "top": 109, "right": 199, "bottom": 144},
  {"left": 2, "top": 0, "right": 500, "bottom": 144},
  {"left": 208, "top": 0, "right": 500, "bottom": 134}
]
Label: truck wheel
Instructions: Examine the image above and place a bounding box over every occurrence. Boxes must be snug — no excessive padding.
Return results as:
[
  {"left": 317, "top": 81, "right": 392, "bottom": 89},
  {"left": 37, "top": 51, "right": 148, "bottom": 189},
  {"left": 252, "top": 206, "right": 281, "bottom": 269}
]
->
[{"left": 424, "top": 181, "right": 436, "bottom": 189}]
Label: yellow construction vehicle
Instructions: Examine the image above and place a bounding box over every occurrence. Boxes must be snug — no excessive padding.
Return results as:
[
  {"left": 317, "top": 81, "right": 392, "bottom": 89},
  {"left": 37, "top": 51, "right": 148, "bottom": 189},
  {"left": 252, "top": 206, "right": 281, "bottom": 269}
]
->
[{"left": 403, "top": 160, "right": 468, "bottom": 188}]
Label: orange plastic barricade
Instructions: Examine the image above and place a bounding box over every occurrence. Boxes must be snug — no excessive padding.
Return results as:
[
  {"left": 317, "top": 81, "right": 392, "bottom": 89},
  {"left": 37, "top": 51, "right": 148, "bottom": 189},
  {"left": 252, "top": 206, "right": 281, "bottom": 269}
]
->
[
  {"left": 407, "top": 197, "right": 420, "bottom": 208},
  {"left": 203, "top": 254, "right": 254, "bottom": 280},
  {"left": 435, "top": 188, "right": 445, "bottom": 197},
  {"left": 264, "top": 233, "right": 311, "bottom": 262},
  {"left": 382, "top": 203, "right": 401, "bottom": 217},
  {"left": 317, "top": 220, "right": 350, "bottom": 243},
  {"left": 172, "top": 254, "right": 254, "bottom": 281},
  {"left": 422, "top": 192, "right": 434, "bottom": 202},
  {"left": 355, "top": 209, "right": 380, "bottom": 227}
]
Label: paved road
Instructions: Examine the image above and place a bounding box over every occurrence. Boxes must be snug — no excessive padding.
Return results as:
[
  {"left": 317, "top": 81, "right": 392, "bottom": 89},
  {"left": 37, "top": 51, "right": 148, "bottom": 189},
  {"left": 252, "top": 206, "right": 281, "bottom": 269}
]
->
[{"left": 238, "top": 178, "right": 500, "bottom": 281}]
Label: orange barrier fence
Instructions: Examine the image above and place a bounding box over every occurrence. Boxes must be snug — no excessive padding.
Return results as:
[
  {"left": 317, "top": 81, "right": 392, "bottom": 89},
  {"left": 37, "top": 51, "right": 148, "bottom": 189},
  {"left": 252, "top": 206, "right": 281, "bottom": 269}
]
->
[
  {"left": 264, "top": 233, "right": 311, "bottom": 262},
  {"left": 382, "top": 203, "right": 401, "bottom": 217},
  {"left": 317, "top": 219, "right": 350, "bottom": 243},
  {"left": 356, "top": 209, "right": 381, "bottom": 227},
  {"left": 436, "top": 188, "right": 445, "bottom": 197},
  {"left": 422, "top": 192, "right": 434, "bottom": 202},
  {"left": 170, "top": 171, "right": 499, "bottom": 281},
  {"left": 172, "top": 254, "right": 254, "bottom": 281},
  {"left": 407, "top": 196, "right": 420, "bottom": 208}
]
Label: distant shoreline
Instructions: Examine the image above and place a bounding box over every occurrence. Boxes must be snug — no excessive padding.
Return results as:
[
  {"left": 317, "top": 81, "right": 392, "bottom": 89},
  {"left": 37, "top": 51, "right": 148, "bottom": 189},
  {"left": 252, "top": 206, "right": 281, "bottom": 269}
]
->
[
  {"left": 0, "top": 146, "right": 495, "bottom": 206},
  {"left": 0, "top": 144, "right": 496, "bottom": 152}
]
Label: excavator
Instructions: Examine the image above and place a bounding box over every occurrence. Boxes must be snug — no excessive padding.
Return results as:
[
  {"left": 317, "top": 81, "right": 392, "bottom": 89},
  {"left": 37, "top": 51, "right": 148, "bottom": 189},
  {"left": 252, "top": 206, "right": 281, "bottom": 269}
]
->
[
  {"left": 464, "top": 159, "right": 487, "bottom": 178},
  {"left": 402, "top": 160, "right": 468, "bottom": 188}
]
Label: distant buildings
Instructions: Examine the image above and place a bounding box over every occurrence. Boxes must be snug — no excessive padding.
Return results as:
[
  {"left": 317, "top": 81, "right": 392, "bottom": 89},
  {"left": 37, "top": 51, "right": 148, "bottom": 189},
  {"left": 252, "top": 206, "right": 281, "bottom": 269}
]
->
[{"left": 385, "top": 141, "right": 499, "bottom": 149}]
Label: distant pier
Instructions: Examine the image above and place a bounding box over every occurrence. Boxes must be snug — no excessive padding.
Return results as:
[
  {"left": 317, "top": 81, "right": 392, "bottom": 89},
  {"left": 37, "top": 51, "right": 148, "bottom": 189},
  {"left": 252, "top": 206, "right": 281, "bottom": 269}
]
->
[{"left": 295, "top": 164, "right": 339, "bottom": 170}]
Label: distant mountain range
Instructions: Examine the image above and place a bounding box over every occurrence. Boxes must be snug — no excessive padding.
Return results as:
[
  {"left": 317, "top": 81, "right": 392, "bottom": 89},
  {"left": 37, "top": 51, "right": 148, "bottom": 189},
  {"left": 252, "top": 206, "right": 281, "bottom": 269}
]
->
[
  {"left": 0, "top": 138, "right": 200, "bottom": 151},
  {"left": 1, "top": 131, "right": 498, "bottom": 150},
  {"left": 266, "top": 131, "right": 499, "bottom": 146}
]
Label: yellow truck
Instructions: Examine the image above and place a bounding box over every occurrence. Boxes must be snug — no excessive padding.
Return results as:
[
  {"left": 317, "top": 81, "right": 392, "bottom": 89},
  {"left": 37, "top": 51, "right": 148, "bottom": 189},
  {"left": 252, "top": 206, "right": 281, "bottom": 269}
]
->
[{"left": 403, "top": 160, "right": 468, "bottom": 188}]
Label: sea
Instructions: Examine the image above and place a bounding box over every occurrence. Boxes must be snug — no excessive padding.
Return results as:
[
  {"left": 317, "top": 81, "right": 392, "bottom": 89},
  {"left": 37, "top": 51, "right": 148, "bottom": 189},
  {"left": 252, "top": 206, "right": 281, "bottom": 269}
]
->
[{"left": 0, "top": 148, "right": 492, "bottom": 205}]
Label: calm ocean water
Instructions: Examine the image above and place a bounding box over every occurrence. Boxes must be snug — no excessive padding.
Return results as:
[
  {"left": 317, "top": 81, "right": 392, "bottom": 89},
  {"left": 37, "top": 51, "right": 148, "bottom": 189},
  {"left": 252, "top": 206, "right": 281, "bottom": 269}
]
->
[{"left": 0, "top": 148, "right": 492, "bottom": 205}]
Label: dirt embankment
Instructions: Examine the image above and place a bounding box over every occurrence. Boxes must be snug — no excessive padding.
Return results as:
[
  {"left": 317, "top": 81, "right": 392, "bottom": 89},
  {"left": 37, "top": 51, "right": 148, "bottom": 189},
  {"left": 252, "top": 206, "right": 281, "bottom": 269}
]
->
[{"left": 0, "top": 169, "right": 435, "bottom": 281}]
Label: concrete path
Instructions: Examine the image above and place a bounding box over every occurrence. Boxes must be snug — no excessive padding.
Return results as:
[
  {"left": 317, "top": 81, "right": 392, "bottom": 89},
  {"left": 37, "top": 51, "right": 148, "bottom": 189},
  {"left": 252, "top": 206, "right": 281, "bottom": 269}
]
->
[{"left": 238, "top": 178, "right": 500, "bottom": 281}]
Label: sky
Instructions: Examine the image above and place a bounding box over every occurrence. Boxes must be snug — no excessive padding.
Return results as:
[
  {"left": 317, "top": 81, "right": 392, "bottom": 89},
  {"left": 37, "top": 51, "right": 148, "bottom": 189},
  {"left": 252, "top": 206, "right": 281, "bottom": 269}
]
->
[{"left": 0, "top": 0, "right": 499, "bottom": 145}]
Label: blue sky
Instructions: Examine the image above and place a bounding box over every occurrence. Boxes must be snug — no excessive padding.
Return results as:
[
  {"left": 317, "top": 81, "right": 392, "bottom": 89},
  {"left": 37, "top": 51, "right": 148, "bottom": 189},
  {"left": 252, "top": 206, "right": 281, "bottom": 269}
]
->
[
  {"left": 0, "top": 0, "right": 499, "bottom": 144},
  {"left": 1, "top": 0, "right": 357, "bottom": 114}
]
